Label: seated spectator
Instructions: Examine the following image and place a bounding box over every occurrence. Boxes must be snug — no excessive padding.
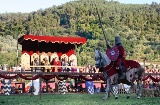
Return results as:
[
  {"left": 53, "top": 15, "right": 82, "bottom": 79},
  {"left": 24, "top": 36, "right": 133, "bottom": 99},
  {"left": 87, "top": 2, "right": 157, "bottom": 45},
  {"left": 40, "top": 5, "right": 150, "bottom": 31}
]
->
[
  {"left": 67, "top": 85, "right": 72, "bottom": 92},
  {"left": 11, "top": 86, "right": 16, "bottom": 94},
  {"left": 50, "top": 58, "right": 56, "bottom": 72},
  {"left": 150, "top": 65, "right": 155, "bottom": 73},
  {"left": 31, "top": 57, "right": 39, "bottom": 71},
  {"left": 89, "top": 65, "right": 94, "bottom": 73},
  {"left": 21, "top": 66, "right": 26, "bottom": 72},
  {"left": 15, "top": 85, "right": 22, "bottom": 94},
  {"left": 44, "top": 57, "right": 51, "bottom": 72},
  {"left": 47, "top": 85, "right": 53, "bottom": 93},
  {"left": 32, "top": 57, "right": 39, "bottom": 66},
  {"left": 149, "top": 69, "right": 153, "bottom": 73},
  {"left": 144, "top": 81, "right": 150, "bottom": 89},
  {"left": 28, "top": 86, "right": 36, "bottom": 93},
  {"left": 70, "top": 59, "right": 77, "bottom": 72},
  {"left": 77, "top": 84, "right": 84, "bottom": 92},
  {"left": 145, "top": 66, "right": 150, "bottom": 73},
  {"left": 61, "top": 58, "right": 65, "bottom": 71},
  {"left": 92, "top": 66, "right": 96, "bottom": 73},
  {"left": 79, "top": 68, "right": 84, "bottom": 73},
  {"left": 152, "top": 82, "right": 156, "bottom": 89},
  {"left": 66, "top": 60, "right": 71, "bottom": 72},
  {"left": 155, "top": 65, "right": 159, "bottom": 72},
  {"left": 61, "top": 57, "right": 68, "bottom": 72},
  {"left": 101, "top": 84, "right": 105, "bottom": 92},
  {"left": 70, "top": 79, "right": 76, "bottom": 92},
  {"left": 17, "top": 64, "right": 22, "bottom": 72},
  {"left": 51, "top": 57, "right": 61, "bottom": 72},
  {"left": 0, "top": 86, "right": 4, "bottom": 94},
  {"left": 95, "top": 68, "right": 99, "bottom": 73},
  {"left": 42, "top": 86, "right": 47, "bottom": 93}
]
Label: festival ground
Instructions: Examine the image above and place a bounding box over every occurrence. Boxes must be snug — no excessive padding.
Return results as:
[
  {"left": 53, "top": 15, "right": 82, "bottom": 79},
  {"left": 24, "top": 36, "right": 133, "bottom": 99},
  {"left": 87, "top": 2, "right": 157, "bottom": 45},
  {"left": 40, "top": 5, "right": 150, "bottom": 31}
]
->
[{"left": 0, "top": 93, "right": 159, "bottom": 105}]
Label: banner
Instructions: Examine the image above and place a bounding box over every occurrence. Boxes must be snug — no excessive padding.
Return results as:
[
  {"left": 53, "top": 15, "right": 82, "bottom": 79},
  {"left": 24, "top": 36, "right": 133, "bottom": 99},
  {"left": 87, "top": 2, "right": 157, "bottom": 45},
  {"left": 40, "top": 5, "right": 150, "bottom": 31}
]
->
[{"left": 86, "top": 81, "right": 94, "bottom": 94}]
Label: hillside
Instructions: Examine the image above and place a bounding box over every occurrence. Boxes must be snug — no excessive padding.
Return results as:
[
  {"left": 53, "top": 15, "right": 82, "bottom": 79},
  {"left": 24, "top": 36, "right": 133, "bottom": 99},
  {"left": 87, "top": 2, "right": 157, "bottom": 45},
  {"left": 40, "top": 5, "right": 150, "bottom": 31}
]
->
[{"left": 0, "top": 0, "right": 160, "bottom": 66}]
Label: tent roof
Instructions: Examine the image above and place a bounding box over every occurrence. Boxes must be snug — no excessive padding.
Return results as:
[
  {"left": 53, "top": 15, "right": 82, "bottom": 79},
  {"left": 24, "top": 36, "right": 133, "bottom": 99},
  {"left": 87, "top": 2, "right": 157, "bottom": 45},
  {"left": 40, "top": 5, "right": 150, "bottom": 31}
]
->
[{"left": 18, "top": 34, "right": 86, "bottom": 45}]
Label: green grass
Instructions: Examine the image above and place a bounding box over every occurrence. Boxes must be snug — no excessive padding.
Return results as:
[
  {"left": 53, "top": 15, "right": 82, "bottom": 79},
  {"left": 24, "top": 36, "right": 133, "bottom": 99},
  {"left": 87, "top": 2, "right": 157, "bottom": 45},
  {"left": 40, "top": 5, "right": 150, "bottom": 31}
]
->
[{"left": 0, "top": 93, "right": 159, "bottom": 105}]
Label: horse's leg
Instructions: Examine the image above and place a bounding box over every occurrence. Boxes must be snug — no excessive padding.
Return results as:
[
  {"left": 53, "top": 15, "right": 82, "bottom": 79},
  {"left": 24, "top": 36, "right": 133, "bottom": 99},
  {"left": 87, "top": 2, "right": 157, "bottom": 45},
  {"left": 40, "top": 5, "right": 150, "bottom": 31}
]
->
[
  {"left": 126, "top": 83, "right": 134, "bottom": 99},
  {"left": 110, "top": 84, "right": 118, "bottom": 99},
  {"left": 103, "top": 78, "right": 110, "bottom": 100},
  {"left": 136, "top": 80, "right": 142, "bottom": 99}
]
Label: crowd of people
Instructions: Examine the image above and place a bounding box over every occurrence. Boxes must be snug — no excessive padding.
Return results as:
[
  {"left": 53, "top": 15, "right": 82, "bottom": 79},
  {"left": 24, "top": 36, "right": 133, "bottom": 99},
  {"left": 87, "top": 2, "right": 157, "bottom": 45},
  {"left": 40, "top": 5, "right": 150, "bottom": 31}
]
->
[
  {"left": 29, "top": 56, "right": 102, "bottom": 75},
  {"left": 143, "top": 64, "right": 160, "bottom": 90},
  {"left": 31, "top": 56, "right": 78, "bottom": 72}
]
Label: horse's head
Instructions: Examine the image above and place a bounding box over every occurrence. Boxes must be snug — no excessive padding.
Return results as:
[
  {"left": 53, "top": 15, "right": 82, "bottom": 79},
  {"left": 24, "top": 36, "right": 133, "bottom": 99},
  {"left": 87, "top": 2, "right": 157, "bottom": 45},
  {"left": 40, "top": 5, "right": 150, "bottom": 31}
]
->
[{"left": 94, "top": 49, "right": 111, "bottom": 69}]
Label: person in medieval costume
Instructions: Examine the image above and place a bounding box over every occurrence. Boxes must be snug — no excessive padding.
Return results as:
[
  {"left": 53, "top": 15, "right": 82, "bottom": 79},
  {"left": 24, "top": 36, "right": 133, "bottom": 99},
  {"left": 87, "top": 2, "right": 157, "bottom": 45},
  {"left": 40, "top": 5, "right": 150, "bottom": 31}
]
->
[
  {"left": 114, "top": 36, "right": 129, "bottom": 79},
  {"left": 106, "top": 36, "right": 128, "bottom": 80}
]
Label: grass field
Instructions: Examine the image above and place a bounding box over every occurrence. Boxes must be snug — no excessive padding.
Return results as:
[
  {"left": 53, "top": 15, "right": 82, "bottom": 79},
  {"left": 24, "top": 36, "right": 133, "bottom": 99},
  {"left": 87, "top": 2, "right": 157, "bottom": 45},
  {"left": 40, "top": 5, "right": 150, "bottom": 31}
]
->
[{"left": 0, "top": 93, "right": 159, "bottom": 105}]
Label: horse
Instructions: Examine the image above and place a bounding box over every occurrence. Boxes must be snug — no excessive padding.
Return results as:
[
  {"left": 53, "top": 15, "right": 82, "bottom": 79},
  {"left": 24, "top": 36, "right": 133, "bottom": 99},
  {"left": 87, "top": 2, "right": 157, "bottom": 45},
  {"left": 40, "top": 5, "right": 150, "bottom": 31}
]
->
[{"left": 94, "top": 49, "right": 144, "bottom": 100}]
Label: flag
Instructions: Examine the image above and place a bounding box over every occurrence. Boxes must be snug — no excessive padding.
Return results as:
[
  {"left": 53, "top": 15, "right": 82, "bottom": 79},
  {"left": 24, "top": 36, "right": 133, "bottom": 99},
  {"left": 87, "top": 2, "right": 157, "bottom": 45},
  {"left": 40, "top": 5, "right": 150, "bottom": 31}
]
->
[{"left": 86, "top": 81, "right": 94, "bottom": 94}]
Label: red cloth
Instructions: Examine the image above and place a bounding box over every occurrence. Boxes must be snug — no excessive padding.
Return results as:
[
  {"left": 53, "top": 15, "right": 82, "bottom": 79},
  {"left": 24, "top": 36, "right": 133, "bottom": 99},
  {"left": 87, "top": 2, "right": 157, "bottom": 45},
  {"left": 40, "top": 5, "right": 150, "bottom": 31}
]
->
[
  {"left": 104, "top": 60, "right": 141, "bottom": 78},
  {"left": 115, "top": 45, "right": 128, "bottom": 70},
  {"left": 51, "top": 60, "right": 62, "bottom": 72},
  {"left": 118, "top": 46, "right": 126, "bottom": 58}
]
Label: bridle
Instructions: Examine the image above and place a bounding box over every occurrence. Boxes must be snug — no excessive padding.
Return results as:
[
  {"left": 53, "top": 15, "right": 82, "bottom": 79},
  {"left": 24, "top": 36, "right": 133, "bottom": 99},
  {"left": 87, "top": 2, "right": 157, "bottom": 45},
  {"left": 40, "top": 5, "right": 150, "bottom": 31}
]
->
[{"left": 96, "top": 50, "right": 114, "bottom": 73}]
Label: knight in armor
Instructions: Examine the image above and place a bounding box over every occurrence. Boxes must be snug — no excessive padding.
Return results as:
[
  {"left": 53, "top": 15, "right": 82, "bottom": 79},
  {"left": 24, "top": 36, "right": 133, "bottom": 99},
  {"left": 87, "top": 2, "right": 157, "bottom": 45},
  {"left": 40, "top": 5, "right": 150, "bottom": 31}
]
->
[
  {"left": 106, "top": 36, "right": 128, "bottom": 79},
  {"left": 114, "top": 36, "right": 128, "bottom": 79}
]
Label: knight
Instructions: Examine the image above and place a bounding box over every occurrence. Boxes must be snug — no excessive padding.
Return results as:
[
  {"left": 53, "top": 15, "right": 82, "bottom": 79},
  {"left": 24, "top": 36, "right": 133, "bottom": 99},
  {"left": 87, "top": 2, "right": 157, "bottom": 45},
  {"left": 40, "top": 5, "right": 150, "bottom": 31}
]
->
[
  {"left": 115, "top": 36, "right": 129, "bottom": 79},
  {"left": 106, "top": 36, "right": 128, "bottom": 80}
]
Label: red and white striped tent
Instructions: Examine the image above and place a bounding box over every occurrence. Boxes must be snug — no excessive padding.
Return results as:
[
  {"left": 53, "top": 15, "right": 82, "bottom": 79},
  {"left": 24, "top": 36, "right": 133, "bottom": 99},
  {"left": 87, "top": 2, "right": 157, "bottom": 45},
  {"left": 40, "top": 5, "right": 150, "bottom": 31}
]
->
[{"left": 18, "top": 34, "right": 86, "bottom": 68}]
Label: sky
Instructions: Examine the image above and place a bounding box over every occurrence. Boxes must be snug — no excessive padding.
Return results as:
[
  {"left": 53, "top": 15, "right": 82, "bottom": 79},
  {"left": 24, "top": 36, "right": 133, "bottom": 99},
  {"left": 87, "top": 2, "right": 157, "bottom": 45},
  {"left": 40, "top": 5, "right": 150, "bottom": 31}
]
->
[{"left": 0, "top": 0, "right": 159, "bottom": 13}]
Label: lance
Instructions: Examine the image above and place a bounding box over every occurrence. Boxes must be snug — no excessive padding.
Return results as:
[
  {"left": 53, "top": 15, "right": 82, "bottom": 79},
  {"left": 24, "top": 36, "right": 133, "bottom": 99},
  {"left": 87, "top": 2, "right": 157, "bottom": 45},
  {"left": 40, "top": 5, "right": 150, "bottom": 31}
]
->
[{"left": 94, "top": 3, "right": 110, "bottom": 47}]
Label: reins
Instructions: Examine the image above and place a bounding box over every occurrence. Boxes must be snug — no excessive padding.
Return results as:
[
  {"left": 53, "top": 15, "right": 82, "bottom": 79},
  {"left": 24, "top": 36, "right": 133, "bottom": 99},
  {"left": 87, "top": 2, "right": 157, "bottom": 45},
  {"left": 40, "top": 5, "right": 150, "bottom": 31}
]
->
[
  {"left": 105, "top": 62, "right": 114, "bottom": 72},
  {"left": 97, "top": 50, "right": 114, "bottom": 72}
]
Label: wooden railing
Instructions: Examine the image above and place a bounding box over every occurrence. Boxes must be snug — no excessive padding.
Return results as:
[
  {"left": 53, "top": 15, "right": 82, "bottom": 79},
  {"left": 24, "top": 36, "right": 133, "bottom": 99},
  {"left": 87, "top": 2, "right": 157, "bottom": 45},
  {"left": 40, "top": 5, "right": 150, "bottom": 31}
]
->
[{"left": 29, "top": 65, "right": 86, "bottom": 72}]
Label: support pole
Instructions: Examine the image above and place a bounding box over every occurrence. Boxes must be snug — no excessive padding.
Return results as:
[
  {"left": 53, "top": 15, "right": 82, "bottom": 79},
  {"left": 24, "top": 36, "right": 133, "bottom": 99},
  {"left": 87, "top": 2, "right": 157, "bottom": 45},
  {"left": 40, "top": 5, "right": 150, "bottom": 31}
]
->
[
  {"left": 46, "top": 80, "right": 49, "bottom": 93},
  {"left": 55, "top": 67, "right": 58, "bottom": 92},
  {"left": 39, "top": 75, "right": 42, "bottom": 99},
  {"left": 31, "top": 68, "right": 33, "bottom": 96}
]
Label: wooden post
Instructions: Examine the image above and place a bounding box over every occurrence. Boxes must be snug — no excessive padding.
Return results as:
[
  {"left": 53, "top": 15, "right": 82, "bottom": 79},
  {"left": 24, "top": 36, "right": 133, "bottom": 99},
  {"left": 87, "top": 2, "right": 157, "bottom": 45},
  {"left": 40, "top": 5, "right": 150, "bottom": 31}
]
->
[
  {"left": 22, "top": 83, "right": 25, "bottom": 93},
  {"left": 54, "top": 66, "right": 58, "bottom": 92},
  {"left": 39, "top": 76, "right": 42, "bottom": 99},
  {"left": 46, "top": 80, "right": 49, "bottom": 93},
  {"left": 31, "top": 68, "right": 33, "bottom": 96}
]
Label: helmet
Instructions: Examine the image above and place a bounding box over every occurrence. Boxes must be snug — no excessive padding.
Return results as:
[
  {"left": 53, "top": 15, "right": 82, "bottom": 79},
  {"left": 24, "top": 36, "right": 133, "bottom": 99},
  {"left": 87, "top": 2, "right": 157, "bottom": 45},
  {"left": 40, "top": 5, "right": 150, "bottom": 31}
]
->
[{"left": 115, "top": 36, "right": 122, "bottom": 45}]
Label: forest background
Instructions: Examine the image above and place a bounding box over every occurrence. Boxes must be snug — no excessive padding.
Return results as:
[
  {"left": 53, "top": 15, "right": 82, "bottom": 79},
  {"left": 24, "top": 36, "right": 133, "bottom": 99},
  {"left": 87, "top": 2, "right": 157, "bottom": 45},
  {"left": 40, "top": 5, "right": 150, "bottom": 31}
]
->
[{"left": 0, "top": 0, "right": 159, "bottom": 67}]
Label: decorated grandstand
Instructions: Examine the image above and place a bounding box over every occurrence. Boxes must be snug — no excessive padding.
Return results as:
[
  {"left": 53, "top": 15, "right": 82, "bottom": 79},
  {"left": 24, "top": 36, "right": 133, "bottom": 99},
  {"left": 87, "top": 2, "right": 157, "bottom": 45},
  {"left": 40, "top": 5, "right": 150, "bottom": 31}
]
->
[{"left": 18, "top": 34, "right": 86, "bottom": 70}]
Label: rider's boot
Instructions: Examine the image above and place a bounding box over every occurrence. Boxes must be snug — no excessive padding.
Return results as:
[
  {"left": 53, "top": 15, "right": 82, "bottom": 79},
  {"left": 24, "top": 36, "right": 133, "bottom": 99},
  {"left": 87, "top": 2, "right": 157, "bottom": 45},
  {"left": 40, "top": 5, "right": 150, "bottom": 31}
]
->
[
  {"left": 118, "top": 65, "right": 126, "bottom": 80},
  {"left": 118, "top": 71, "right": 125, "bottom": 80}
]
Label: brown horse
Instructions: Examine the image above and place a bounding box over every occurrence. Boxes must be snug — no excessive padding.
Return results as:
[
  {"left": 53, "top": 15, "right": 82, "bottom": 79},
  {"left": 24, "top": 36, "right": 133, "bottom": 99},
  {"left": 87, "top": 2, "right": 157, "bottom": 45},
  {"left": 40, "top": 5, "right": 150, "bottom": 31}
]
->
[{"left": 94, "top": 49, "right": 144, "bottom": 100}]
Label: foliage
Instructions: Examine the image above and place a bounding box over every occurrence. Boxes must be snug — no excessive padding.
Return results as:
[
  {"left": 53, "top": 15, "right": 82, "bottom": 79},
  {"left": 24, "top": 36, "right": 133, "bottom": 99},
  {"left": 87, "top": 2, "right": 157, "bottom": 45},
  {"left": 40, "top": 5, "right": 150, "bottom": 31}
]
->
[{"left": 0, "top": 0, "right": 160, "bottom": 66}]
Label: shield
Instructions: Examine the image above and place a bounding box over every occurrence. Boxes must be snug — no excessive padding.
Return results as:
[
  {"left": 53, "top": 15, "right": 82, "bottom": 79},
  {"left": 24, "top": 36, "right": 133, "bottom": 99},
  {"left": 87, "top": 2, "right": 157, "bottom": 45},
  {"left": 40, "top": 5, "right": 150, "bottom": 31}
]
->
[{"left": 106, "top": 46, "right": 119, "bottom": 61}]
